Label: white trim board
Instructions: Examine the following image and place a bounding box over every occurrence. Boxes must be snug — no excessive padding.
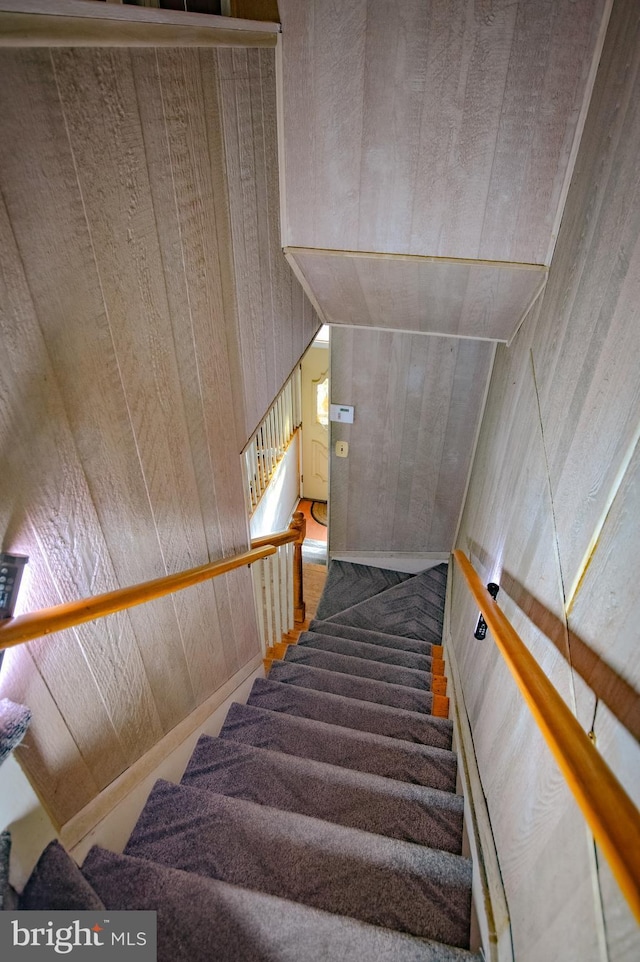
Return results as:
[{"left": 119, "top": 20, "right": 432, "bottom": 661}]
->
[
  {"left": 443, "top": 566, "right": 514, "bottom": 962},
  {"left": 329, "top": 552, "right": 448, "bottom": 574}
]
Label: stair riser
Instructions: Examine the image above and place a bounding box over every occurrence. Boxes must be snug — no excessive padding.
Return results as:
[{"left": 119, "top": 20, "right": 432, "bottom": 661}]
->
[
  {"left": 267, "top": 660, "right": 442, "bottom": 715},
  {"left": 284, "top": 645, "right": 437, "bottom": 692},
  {"left": 297, "top": 631, "right": 436, "bottom": 672},
  {"left": 309, "top": 618, "right": 437, "bottom": 655}
]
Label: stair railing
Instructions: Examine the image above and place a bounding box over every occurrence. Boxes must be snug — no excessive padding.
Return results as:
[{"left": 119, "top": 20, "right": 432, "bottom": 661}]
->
[
  {"left": 242, "top": 367, "right": 301, "bottom": 516},
  {"left": 0, "top": 515, "right": 307, "bottom": 659},
  {"left": 250, "top": 511, "right": 306, "bottom": 654},
  {"left": 453, "top": 549, "right": 640, "bottom": 922}
]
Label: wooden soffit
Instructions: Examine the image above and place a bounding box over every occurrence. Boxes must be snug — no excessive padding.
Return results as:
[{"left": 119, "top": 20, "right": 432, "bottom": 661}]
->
[{"left": 285, "top": 247, "right": 547, "bottom": 344}]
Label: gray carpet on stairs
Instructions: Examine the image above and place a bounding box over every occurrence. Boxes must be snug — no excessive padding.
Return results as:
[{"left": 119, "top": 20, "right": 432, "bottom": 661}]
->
[
  {"left": 309, "top": 619, "right": 437, "bottom": 654},
  {"left": 181, "top": 734, "right": 463, "bottom": 851},
  {"left": 83, "top": 848, "right": 480, "bottom": 962},
  {"left": 297, "top": 630, "right": 435, "bottom": 671},
  {"left": 18, "top": 553, "right": 476, "bottom": 959},
  {"left": 325, "top": 567, "right": 448, "bottom": 641},
  {"left": 315, "top": 561, "right": 413, "bottom": 620},
  {"left": 268, "top": 660, "right": 437, "bottom": 713},
  {"left": 285, "top": 643, "right": 435, "bottom": 691},
  {"left": 219, "top": 702, "right": 457, "bottom": 790},
  {"left": 124, "top": 780, "right": 472, "bottom": 946},
  {"left": 247, "top": 677, "right": 452, "bottom": 748}
]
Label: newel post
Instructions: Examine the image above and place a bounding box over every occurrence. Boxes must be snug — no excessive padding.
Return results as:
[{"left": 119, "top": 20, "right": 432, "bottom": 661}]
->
[{"left": 290, "top": 510, "right": 306, "bottom": 624}]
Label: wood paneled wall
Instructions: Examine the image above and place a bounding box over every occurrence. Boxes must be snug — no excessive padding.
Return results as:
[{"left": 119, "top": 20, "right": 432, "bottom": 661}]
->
[
  {"left": 451, "top": 1, "right": 640, "bottom": 956},
  {"left": 218, "top": 47, "right": 320, "bottom": 437},
  {"left": 0, "top": 46, "right": 317, "bottom": 826},
  {"left": 329, "top": 328, "right": 494, "bottom": 556},
  {"left": 278, "top": 0, "right": 607, "bottom": 265}
]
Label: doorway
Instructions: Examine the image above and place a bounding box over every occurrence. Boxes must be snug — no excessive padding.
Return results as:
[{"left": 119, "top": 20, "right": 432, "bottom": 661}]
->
[
  {"left": 299, "top": 326, "right": 330, "bottom": 565},
  {"left": 300, "top": 327, "right": 329, "bottom": 502}
]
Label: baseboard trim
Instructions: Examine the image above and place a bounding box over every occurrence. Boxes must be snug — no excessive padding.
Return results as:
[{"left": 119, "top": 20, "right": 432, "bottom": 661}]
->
[
  {"left": 61, "top": 654, "right": 264, "bottom": 859},
  {"left": 329, "top": 551, "right": 448, "bottom": 574},
  {"left": 444, "top": 567, "right": 514, "bottom": 962}
]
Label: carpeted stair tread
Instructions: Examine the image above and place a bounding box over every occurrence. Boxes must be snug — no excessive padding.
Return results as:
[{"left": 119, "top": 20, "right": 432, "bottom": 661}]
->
[
  {"left": 297, "top": 631, "right": 435, "bottom": 672},
  {"left": 268, "top": 661, "right": 437, "bottom": 714},
  {"left": 220, "top": 702, "right": 457, "bottom": 790},
  {"left": 315, "top": 561, "right": 414, "bottom": 620},
  {"left": 181, "top": 734, "right": 463, "bottom": 851},
  {"left": 285, "top": 644, "right": 435, "bottom": 691},
  {"left": 309, "top": 619, "right": 438, "bottom": 655},
  {"left": 83, "top": 848, "right": 479, "bottom": 962},
  {"left": 325, "top": 568, "right": 448, "bottom": 641},
  {"left": 124, "top": 780, "right": 472, "bottom": 946},
  {"left": 247, "top": 677, "right": 452, "bottom": 748}
]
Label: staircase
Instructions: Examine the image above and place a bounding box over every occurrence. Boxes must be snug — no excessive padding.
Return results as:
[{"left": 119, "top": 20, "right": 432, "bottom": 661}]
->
[{"left": 19, "top": 561, "right": 480, "bottom": 961}]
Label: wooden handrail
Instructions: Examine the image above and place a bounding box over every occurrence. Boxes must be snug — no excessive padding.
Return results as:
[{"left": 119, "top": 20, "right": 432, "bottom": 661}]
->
[
  {"left": 0, "top": 544, "right": 277, "bottom": 650},
  {"left": 251, "top": 528, "right": 298, "bottom": 550},
  {"left": 453, "top": 550, "right": 640, "bottom": 921}
]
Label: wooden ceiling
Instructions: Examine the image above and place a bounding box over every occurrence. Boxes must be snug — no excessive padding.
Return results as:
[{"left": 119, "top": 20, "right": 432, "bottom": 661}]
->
[{"left": 278, "top": 0, "right": 610, "bottom": 342}]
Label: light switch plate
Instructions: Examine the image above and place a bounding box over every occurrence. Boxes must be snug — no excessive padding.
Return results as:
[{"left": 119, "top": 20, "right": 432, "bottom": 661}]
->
[{"left": 335, "top": 441, "right": 349, "bottom": 458}]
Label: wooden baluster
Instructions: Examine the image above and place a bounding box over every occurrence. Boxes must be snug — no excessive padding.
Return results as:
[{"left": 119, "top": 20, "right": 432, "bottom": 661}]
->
[
  {"left": 251, "top": 560, "right": 267, "bottom": 656},
  {"left": 290, "top": 510, "right": 306, "bottom": 624},
  {"left": 286, "top": 541, "right": 294, "bottom": 631}
]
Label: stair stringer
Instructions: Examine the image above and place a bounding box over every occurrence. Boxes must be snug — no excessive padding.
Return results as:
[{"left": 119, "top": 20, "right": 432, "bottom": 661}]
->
[{"left": 443, "top": 562, "right": 514, "bottom": 962}]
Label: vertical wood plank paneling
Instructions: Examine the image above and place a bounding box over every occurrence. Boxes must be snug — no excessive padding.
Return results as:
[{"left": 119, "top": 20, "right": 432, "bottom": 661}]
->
[
  {"left": 50, "top": 50, "right": 200, "bottom": 560},
  {"left": 432, "top": 0, "right": 517, "bottom": 261},
  {"left": 134, "top": 51, "right": 255, "bottom": 684},
  {"left": 298, "top": 0, "right": 367, "bottom": 250},
  {"left": 451, "top": 1, "right": 640, "bottom": 950},
  {"left": 132, "top": 46, "right": 248, "bottom": 689},
  {"left": 262, "top": 47, "right": 292, "bottom": 376},
  {"left": 565, "top": 444, "right": 640, "bottom": 962},
  {"left": 329, "top": 327, "right": 493, "bottom": 554},
  {"left": 247, "top": 47, "right": 278, "bottom": 403},
  {"left": 217, "top": 45, "right": 320, "bottom": 440},
  {"left": 530, "top": 2, "right": 640, "bottom": 596},
  {"left": 218, "top": 46, "right": 268, "bottom": 432},
  {"left": 0, "top": 41, "right": 301, "bottom": 822},
  {"left": 565, "top": 439, "right": 640, "bottom": 787},
  {"left": 0, "top": 51, "right": 177, "bottom": 795},
  {"left": 279, "top": 0, "right": 606, "bottom": 263},
  {"left": 0, "top": 195, "right": 161, "bottom": 790},
  {"left": 133, "top": 48, "right": 246, "bottom": 558},
  {"left": 0, "top": 49, "right": 197, "bottom": 736},
  {"left": 480, "top": 1, "right": 603, "bottom": 263},
  {"left": 356, "top": 0, "right": 430, "bottom": 253},
  {"left": 451, "top": 317, "right": 604, "bottom": 961}
]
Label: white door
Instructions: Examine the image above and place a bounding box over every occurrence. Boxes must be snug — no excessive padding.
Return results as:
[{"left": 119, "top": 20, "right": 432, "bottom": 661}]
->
[{"left": 301, "top": 344, "right": 329, "bottom": 501}]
